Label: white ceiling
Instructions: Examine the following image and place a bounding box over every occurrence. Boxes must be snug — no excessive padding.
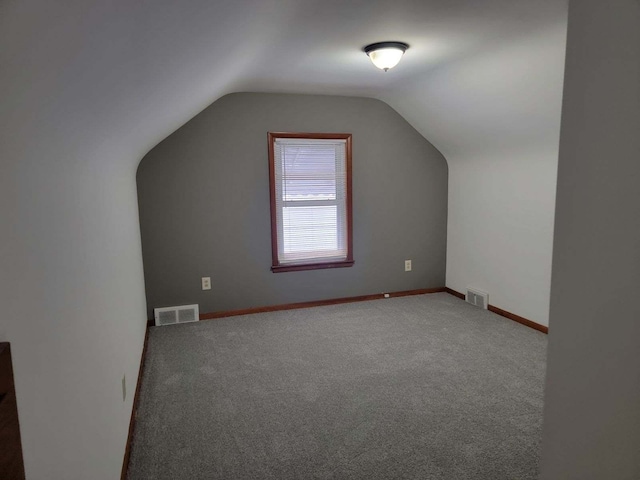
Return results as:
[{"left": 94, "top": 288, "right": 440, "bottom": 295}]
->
[{"left": 0, "top": 0, "right": 568, "bottom": 169}]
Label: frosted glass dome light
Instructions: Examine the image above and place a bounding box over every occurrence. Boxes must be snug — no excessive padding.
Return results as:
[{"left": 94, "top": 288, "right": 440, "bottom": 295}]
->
[{"left": 364, "top": 42, "right": 409, "bottom": 72}]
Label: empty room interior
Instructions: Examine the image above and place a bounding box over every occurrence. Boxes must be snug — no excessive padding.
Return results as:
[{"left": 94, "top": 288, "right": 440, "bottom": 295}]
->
[{"left": 1, "top": 1, "right": 639, "bottom": 479}]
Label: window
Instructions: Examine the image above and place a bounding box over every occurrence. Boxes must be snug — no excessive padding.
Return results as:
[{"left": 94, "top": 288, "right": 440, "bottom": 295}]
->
[{"left": 268, "top": 132, "right": 353, "bottom": 272}]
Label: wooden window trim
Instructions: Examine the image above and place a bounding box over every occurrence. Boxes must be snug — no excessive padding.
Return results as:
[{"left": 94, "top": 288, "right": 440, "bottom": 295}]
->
[{"left": 268, "top": 132, "right": 354, "bottom": 273}]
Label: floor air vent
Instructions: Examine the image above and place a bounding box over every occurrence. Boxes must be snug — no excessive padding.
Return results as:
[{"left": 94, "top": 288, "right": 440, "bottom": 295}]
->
[
  {"left": 466, "top": 288, "right": 488, "bottom": 309},
  {"left": 154, "top": 304, "right": 200, "bottom": 327}
]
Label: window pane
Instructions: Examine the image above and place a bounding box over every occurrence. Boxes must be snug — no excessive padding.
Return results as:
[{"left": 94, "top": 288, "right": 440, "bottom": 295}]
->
[
  {"left": 282, "top": 206, "right": 343, "bottom": 260},
  {"left": 282, "top": 145, "right": 336, "bottom": 201}
]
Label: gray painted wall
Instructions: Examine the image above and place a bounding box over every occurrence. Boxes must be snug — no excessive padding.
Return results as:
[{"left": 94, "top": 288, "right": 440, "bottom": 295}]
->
[
  {"left": 137, "top": 93, "right": 448, "bottom": 317},
  {"left": 540, "top": 1, "right": 640, "bottom": 478}
]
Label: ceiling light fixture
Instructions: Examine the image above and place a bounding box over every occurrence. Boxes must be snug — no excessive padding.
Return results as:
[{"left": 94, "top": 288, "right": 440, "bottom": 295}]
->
[{"left": 364, "top": 41, "right": 409, "bottom": 72}]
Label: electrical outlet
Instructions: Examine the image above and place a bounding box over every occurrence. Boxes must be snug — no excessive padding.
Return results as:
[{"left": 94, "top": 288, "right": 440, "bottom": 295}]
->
[
  {"left": 122, "top": 375, "right": 126, "bottom": 402},
  {"left": 201, "top": 277, "right": 211, "bottom": 290},
  {"left": 384, "top": 293, "right": 390, "bottom": 298},
  {"left": 405, "top": 260, "right": 412, "bottom": 272}
]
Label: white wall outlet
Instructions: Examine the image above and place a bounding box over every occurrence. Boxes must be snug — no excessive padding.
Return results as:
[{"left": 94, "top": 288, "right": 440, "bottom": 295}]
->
[
  {"left": 201, "top": 277, "right": 211, "bottom": 290},
  {"left": 122, "top": 374, "right": 126, "bottom": 402},
  {"left": 384, "top": 293, "right": 390, "bottom": 298},
  {"left": 405, "top": 260, "right": 412, "bottom": 272}
]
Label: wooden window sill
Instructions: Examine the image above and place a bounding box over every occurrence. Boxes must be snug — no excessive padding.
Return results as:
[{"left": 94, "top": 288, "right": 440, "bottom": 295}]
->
[{"left": 271, "top": 260, "right": 354, "bottom": 273}]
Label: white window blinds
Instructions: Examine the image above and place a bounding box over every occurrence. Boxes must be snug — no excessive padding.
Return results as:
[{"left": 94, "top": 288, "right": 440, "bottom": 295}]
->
[{"left": 273, "top": 138, "right": 348, "bottom": 265}]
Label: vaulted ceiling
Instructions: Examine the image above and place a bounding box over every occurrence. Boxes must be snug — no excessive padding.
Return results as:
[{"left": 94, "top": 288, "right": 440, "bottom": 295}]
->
[{"left": 0, "top": 0, "right": 567, "bottom": 169}]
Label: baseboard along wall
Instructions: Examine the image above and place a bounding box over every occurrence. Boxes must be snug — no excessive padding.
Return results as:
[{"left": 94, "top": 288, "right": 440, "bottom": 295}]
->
[
  {"left": 199, "top": 288, "right": 446, "bottom": 320},
  {"left": 145, "top": 287, "right": 548, "bottom": 334},
  {"left": 445, "top": 287, "right": 548, "bottom": 334},
  {"left": 121, "top": 326, "right": 150, "bottom": 480},
  {"left": 146, "top": 288, "right": 448, "bottom": 327}
]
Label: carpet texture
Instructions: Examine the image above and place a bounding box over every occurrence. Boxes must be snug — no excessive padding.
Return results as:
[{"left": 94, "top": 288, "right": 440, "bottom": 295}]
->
[{"left": 127, "top": 293, "right": 547, "bottom": 479}]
